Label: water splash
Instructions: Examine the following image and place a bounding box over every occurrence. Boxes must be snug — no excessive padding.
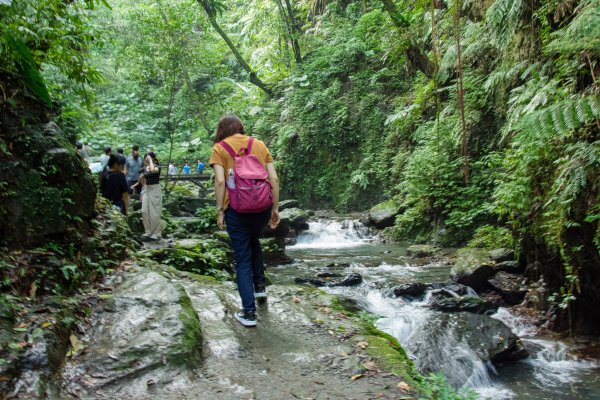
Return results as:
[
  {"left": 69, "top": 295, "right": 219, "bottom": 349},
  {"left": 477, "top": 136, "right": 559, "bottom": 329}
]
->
[{"left": 288, "top": 219, "right": 370, "bottom": 249}]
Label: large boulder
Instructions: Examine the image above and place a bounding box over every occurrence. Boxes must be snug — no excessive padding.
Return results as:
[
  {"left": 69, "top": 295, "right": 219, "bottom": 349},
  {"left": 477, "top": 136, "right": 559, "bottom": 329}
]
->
[
  {"left": 181, "top": 197, "right": 212, "bottom": 214},
  {"left": 392, "top": 283, "right": 429, "bottom": 298},
  {"left": 488, "top": 271, "right": 528, "bottom": 305},
  {"left": 427, "top": 290, "right": 498, "bottom": 315},
  {"left": 62, "top": 268, "right": 203, "bottom": 397},
  {"left": 450, "top": 248, "right": 495, "bottom": 291},
  {"left": 260, "top": 237, "right": 292, "bottom": 265},
  {"left": 406, "top": 244, "right": 437, "bottom": 258},
  {"left": 0, "top": 115, "right": 96, "bottom": 248},
  {"left": 489, "top": 248, "right": 515, "bottom": 263},
  {"left": 295, "top": 273, "right": 363, "bottom": 287},
  {"left": 280, "top": 207, "right": 309, "bottom": 231},
  {"left": 278, "top": 199, "right": 300, "bottom": 211},
  {"left": 409, "top": 312, "right": 527, "bottom": 387},
  {"left": 365, "top": 200, "right": 400, "bottom": 229}
]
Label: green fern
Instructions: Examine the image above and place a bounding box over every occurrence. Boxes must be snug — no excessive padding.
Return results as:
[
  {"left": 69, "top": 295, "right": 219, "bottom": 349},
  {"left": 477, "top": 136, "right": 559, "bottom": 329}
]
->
[
  {"left": 546, "top": 0, "right": 600, "bottom": 55},
  {"left": 485, "top": 0, "right": 525, "bottom": 50},
  {"left": 517, "top": 95, "right": 600, "bottom": 141}
]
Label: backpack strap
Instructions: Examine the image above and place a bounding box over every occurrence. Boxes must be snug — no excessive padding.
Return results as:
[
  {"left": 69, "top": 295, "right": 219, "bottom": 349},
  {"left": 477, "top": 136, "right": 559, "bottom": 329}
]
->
[
  {"left": 218, "top": 140, "right": 238, "bottom": 158},
  {"left": 219, "top": 137, "right": 255, "bottom": 157}
]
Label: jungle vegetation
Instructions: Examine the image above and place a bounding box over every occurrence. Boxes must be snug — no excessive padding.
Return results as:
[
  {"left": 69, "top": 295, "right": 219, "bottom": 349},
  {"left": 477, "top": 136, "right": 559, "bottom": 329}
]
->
[{"left": 1, "top": 0, "right": 599, "bottom": 333}]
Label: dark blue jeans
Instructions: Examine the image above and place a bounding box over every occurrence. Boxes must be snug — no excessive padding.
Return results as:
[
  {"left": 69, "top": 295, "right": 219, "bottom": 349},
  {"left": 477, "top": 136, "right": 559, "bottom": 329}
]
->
[{"left": 225, "top": 207, "right": 271, "bottom": 313}]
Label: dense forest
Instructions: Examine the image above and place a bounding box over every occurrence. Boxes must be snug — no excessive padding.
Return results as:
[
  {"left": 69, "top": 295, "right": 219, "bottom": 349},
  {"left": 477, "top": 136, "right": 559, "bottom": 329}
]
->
[{"left": 1, "top": 0, "right": 600, "bottom": 397}]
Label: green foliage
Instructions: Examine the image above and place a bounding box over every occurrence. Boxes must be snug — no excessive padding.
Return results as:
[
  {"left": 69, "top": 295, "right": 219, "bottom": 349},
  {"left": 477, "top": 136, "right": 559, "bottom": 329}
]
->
[
  {"left": 418, "top": 373, "right": 479, "bottom": 400},
  {"left": 195, "top": 206, "right": 218, "bottom": 233},
  {"left": 468, "top": 225, "right": 514, "bottom": 250}
]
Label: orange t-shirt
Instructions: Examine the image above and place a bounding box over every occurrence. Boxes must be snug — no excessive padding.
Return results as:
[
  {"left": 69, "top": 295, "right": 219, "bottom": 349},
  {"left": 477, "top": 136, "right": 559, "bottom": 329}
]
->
[{"left": 209, "top": 134, "right": 273, "bottom": 209}]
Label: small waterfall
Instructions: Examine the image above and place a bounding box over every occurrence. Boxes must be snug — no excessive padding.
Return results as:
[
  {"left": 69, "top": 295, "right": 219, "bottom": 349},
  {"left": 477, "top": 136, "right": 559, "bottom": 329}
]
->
[
  {"left": 288, "top": 219, "right": 370, "bottom": 249},
  {"left": 493, "top": 307, "right": 599, "bottom": 389},
  {"left": 327, "top": 283, "right": 514, "bottom": 397}
]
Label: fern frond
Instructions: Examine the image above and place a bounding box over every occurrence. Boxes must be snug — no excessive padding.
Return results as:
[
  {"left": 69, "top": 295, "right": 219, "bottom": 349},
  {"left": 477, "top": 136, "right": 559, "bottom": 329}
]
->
[
  {"left": 517, "top": 95, "right": 600, "bottom": 142},
  {"left": 546, "top": 0, "right": 600, "bottom": 55},
  {"left": 485, "top": 0, "right": 525, "bottom": 50}
]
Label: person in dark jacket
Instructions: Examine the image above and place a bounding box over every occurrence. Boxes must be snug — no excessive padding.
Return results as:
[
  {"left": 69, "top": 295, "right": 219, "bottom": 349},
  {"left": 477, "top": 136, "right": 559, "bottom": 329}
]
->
[{"left": 100, "top": 154, "right": 129, "bottom": 214}]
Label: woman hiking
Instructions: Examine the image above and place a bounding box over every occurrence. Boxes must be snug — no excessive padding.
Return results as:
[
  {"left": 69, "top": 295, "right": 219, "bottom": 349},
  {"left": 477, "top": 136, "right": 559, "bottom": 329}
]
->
[
  {"left": 209, "top": 115, "right": 280, "bottom": 327},
  {"left": 141, "top": 152, "right": 163, "bottom": 241}
]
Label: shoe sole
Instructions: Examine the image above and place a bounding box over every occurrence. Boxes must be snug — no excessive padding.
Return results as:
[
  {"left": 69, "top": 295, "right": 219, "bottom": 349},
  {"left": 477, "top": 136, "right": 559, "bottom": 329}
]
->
[
  {"left": 234, "top": 313, "right": 257, "bottom": 327},
  {"left": 255, "top": 292, "right": 267, "bottom": 299}
]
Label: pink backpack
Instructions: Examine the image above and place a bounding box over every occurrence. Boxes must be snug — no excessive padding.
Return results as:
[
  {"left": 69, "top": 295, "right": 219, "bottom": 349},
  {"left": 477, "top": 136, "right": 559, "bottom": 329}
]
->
[{"left": 219, "top": 137, "right": 273, "bottom": 213}]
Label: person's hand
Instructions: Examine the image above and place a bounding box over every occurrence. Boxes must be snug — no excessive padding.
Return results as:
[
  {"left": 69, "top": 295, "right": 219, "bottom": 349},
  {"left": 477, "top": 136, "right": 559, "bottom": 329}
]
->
[
  {"left": 270, "top": 209, "right": 280, "bottom": 229},
  {"left": 217, "top": 210, "right": 225, "bottom": 230}
]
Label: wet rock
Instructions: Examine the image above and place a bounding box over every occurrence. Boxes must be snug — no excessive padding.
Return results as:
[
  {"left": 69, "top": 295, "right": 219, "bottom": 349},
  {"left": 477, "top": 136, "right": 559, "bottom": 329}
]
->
[
  {"left": 325, "top": 262, "right": 350, "bottom": 269},
  {"left": 495, "top": 260, "right": 524, "bottom": 274},
  {"left": 261, "top": 216, "right": 291, "bottom": 243},
  {"left": 427, "top": 291, "right": 498, "bottom": 315},
  {"left": 489, "top": 248, "right": 515, "bottom": 263},
  {"left": 279, "top": 199, "right": 300, "bottom": 211},
  {"left": 295, "top": 273, "right": 363, "bottom": 287},
  {"left": 488, "top": 271, "right": 528, "bottom": 305},
  {"left": 365, "top": 200, "right": 400, "bottom": 229},
  {"left": 280, "top": 208, "right": 309, "bottom": 231},
  {"left": 410, "top": 312, "right": 527, "bottom": 386},
  {"left": 163, "top": 198, "right": 182, "bottom": 216},
  {"left": 392, "top": 283, "right": 429, "bottom": 297},
  {"left": 317, "top": 272, "right": 343, "bottom": 278},
  {"left": 181, "top": 197, "right": 212, "bottom": 214},
  {"left": 63, "top": 268, "right": 203, "bottom": 396},
  {"left": 260, "top": 238, "right": 292, "bottom": 265},
  {"left": 522, "top": 278, "right": 549, "bottom": 310},
  {"left": 331, "top": 273, "right": 363, "bottom": 287},
  {"left": 406, "top": 244, "right": 436, "bottom": 258},
  {"left": 450, "top": 248, "right": 494, "bottom": 292}
]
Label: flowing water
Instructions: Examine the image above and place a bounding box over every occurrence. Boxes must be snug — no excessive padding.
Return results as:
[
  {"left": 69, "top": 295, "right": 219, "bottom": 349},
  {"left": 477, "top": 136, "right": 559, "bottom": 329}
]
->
[{"left": 271, "top": 219, "right": 600, "bottom": 400}]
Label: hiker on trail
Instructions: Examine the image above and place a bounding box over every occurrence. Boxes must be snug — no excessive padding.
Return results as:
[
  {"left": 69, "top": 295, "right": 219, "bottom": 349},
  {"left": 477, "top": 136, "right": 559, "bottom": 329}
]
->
[
  {"left": 209, "top": 114, "right": 280, "bottom": 327},
  {"left": 125, "top": 145, "right": 144, "bottom": 196},
  {"left": 141, "top": 152, "right": 162, "bottom": 241},
  {"left": 197, "top": 159, "right": 205, "bottom": 174},
  {"left": 182, "top": 163, "right": 191, "bottom": 175},
  {"left": 100, "top": 146, "right": 111, "bottom": 170},
  {"left": 168, "top": 162, "right": 178, "bottom": 176},
  {"left": 100, "top": 154, "right": 129, "bottom": 215}
]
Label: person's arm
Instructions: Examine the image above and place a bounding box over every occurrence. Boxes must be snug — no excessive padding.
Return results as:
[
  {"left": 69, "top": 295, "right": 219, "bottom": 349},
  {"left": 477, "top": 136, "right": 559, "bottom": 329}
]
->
[
  {"left": 213, "top": 164, "right": 226, "bottom": 230},
  {"left": 147, "top": 156, "right": 159, "bottom": 173},
  {"left": 122, "top": 191, "right": 129, "bottom": 214},
  {"left": 266, "top": 162, "right": 280, "bottom": 229}
]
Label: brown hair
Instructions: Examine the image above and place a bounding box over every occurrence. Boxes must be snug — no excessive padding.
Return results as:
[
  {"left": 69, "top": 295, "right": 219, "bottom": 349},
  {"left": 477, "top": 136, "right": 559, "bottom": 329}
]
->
[{"left": 214, "top": 114, "right": 245, "bottom": 143}]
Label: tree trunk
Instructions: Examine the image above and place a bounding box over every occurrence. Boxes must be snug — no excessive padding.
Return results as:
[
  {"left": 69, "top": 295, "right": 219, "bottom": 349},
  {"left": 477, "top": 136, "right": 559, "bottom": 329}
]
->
[
  {"left": 454, "top": 0, "right": 470, "bottom": 185},
  {"left": 380, "top": 0, "right": 435, "bottom": 79},
  {"left": 197, "top": 0, "right": 273, "bottom": 96},
  {"left": 283, "top": 0, "right": 302, "bottom": 64}
]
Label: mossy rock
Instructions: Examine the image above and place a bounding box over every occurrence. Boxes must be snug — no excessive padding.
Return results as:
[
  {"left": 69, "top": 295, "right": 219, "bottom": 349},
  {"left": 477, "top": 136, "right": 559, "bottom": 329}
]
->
[
  {"left": 406, "top": 244, "right": 437, "bottom": 258},
  {"left": 126, "top": 210, "right": 144, "bottom": 234},
  {"left": 367, "top": 200, "right": 400, "bottom": 229},
  {"left": 450, "top": 248, "right": 495, "bottom": 292}
]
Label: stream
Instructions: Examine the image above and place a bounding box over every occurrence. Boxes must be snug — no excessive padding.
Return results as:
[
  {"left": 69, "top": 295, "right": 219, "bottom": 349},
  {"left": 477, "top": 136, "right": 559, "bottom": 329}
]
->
[{"left": 270, "top": 219, "right": 600, "bottom": 399}]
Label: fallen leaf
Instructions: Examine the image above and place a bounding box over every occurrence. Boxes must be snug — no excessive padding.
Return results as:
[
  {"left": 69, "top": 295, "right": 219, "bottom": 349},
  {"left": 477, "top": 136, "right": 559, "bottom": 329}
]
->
[
  {"left": 292, "top": 296, "right": 301, "bottom": 304},
  {"left": 319, "top": 306, "right": 331, "bottom": 314},
  {"left": 29, "top": 282, "right": 37, "bottom": 299},
  {"left": 363, "top": 361, "right": 378, "bottom": 370},
  {"left": 397, "top": 381, "right": 411, "bottom": 391},
  {"left": 328, "top": 330, "right": 334, "bottom": 335},
  {"left": 351, "top": 374, "right": 364, "bottom": 380},
  {"left": 41, "top": 321, "right": 52, "bottom": 328},
  {"left": 356, "top": 341, "right": 369, "bottom": 349}
]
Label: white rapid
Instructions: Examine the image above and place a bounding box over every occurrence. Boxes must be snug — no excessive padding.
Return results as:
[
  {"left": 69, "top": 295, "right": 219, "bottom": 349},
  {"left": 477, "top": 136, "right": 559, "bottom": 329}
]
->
[
  {"left": 282, "top": 218, "right": 600, "bottom": 399},
  {"left": 287, "top": 219, "right": 370, "bottom": 249}
]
